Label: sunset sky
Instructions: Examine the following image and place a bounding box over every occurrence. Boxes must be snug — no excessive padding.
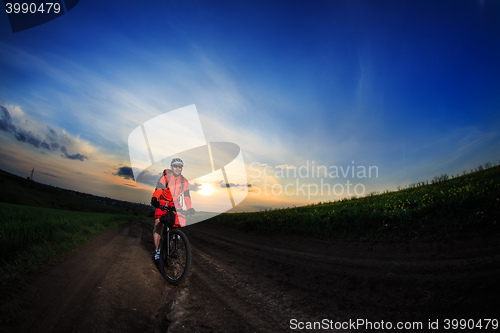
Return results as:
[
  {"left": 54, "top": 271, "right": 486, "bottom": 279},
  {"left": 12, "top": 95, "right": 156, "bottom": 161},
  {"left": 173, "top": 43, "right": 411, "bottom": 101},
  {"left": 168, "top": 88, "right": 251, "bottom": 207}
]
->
[{"left": 1, "top": 0, "right": 499, "bottom": 212}]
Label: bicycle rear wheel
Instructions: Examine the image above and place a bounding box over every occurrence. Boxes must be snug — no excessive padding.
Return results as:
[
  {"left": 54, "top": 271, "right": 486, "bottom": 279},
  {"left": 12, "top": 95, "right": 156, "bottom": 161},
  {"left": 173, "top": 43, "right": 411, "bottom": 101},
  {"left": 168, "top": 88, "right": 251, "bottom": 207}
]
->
[{"left": 159, "top": 229, "right": 191, "bottom": 285}]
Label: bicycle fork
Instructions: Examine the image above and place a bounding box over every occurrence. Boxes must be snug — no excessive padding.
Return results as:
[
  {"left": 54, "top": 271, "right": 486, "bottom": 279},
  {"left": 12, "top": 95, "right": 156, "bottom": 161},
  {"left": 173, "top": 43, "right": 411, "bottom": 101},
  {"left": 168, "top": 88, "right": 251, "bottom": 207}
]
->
[{"left": 163, "top": 228, "right": 180, "bottom": 259}]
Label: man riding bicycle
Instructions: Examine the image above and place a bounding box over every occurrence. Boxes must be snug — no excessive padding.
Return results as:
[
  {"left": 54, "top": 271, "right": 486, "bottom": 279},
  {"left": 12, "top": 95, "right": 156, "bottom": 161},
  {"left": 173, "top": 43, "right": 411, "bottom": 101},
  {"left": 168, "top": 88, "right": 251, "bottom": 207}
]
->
[{"left": 151, "top": 158, "right": 195, "bottom": 261}]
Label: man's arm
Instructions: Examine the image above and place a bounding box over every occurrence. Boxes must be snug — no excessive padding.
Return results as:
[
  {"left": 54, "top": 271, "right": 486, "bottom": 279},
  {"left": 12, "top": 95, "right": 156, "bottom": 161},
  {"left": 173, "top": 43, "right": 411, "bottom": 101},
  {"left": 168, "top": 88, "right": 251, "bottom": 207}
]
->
[
  {"left": 183, "top": 189, "right": 192, "bottom": 209},
  {"left": 152, "top": 175, "right": 173, "bottom": 205}
]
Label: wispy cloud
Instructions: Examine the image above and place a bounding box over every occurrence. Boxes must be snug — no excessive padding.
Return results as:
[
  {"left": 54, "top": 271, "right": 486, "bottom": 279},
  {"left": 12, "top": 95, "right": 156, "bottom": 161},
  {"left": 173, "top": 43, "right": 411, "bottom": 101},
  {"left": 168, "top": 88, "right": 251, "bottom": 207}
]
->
[{"left": 1, "top": 105, "right": 92, "bottom": 161}]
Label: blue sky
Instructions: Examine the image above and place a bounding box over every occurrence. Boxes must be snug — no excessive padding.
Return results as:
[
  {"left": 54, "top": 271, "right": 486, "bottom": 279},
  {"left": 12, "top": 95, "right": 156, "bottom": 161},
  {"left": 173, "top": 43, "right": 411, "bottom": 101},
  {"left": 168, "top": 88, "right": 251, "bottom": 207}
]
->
[{"left": 1, "top": 0, "right": 499, "bottom": 211}]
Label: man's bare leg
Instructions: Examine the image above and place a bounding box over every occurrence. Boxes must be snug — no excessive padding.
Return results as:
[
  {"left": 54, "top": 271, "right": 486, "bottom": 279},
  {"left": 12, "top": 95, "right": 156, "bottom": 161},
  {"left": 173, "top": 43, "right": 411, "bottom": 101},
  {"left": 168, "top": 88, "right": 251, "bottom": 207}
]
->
[{"left": 154, "top": 218, "right": 163, "bottom": 251}]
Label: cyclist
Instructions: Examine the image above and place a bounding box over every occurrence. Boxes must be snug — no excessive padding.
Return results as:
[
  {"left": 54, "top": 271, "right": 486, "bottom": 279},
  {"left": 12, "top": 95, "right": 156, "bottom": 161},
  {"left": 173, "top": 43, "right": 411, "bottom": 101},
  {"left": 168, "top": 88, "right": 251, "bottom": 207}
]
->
[{"left": 151, "top": 158, "right": 195, "bottom": 261}]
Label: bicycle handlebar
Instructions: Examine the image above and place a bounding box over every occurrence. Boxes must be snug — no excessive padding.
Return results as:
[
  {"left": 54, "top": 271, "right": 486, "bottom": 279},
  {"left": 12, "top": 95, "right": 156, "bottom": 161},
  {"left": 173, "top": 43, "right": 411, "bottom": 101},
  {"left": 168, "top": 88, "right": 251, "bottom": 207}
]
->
[{"left": 159, "top": 205, "right": 195, "bottom": 216}]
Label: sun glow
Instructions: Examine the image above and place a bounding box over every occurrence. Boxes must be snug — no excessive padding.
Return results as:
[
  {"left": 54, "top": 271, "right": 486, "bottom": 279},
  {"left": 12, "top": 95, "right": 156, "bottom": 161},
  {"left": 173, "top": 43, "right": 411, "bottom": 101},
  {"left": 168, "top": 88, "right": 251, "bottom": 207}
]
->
[{"left": 198, "top": 182, "right": 215, "bottom": 196}]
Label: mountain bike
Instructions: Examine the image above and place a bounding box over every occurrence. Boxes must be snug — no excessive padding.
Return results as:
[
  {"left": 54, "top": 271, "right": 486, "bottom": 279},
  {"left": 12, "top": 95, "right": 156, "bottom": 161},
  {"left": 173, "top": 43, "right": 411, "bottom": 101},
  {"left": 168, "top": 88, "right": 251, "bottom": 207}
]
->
[{"left": 157, "top": 207, "right": 192, "bottom": 285}]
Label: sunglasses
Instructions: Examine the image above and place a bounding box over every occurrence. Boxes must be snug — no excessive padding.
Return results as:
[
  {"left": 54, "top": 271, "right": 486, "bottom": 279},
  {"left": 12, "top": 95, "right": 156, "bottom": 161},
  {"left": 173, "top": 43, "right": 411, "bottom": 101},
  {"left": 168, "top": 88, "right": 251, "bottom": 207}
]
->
[{"left": 172, "top": 165, "right": 183, "bottom": 169}]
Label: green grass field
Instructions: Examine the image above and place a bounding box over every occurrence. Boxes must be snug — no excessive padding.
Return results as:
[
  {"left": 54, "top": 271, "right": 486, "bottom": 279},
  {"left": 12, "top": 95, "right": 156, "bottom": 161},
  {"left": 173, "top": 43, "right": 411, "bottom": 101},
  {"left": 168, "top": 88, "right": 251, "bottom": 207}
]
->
[
  {"left": 0, "top": 203, "right": 130, "bottom": 287},
  {"left": 202, "top": 165, "right": 500, "bottom": 241},
  {"left": 0, "top": 168, "right": 150, "bottom": 215},
  {"left": 0, "top": 169, "right": 152, "bottom": 287}
]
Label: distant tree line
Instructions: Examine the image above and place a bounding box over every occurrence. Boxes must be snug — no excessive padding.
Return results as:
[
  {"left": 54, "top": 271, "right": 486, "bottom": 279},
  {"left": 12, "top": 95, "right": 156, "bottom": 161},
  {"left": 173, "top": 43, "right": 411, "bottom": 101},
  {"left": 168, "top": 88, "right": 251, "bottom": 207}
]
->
[{"left": 396, "top": 161, "right": 497, "bottom": 191}]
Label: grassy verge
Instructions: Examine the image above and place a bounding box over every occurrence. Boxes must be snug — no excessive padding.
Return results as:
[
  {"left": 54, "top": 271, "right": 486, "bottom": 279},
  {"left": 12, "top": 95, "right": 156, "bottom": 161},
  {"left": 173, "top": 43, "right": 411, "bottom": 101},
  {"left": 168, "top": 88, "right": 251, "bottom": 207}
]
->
[
  {"left": 0, "top": 168, "right": 152, "bottom": 216},
  {"left": 202, "top": 166, "right": 500, "bottom": 242},
  {"left": 0, "top": 203, "right": 130, "bottom": 287}
]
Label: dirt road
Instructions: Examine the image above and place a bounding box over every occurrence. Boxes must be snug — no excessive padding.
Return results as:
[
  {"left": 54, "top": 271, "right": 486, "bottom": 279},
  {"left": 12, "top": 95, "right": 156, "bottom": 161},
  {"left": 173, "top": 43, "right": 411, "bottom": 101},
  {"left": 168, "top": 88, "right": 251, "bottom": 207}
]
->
[{"left": 1, "top": 219, "right": 499, "bottom": 332}]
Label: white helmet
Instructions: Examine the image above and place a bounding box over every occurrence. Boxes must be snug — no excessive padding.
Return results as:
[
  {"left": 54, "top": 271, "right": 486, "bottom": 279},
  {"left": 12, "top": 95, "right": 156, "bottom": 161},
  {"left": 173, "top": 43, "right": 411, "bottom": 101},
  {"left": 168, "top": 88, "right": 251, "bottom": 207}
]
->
[{"left": 171, "top": 157, "right": 184, "bottom": 167}]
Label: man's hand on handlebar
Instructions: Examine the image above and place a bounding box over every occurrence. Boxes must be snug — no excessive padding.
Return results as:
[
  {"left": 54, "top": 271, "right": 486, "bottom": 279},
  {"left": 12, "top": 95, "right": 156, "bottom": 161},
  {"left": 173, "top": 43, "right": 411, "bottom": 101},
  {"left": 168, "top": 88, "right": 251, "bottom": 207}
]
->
[
  {"left": 156, "top": 204, "right": 195, "bottom": 215},
  {"left": 159, "top": 205, "right": 174, "bottom": 212}
]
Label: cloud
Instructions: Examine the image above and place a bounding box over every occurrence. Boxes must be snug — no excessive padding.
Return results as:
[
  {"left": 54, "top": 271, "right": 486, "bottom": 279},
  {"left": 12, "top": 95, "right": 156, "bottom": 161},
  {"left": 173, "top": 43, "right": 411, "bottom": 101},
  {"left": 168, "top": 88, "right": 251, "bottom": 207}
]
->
[
  {"left": 276, "top": 164, "right": 296, "bottom": 169},
  {"left": 114, "top": 166, "right": 135, "bottom": 180},
  {"left": 0, "top": 105, "right": 16, "bottom": 132},
  {"left": 220, "top": 182, "right": 252, "bottom": 188},
  {"left": 114, "top": 165, "right": 163, "bottom": 188},
  {"left": 1, "top": 105, "right": 90, "bottom": 161},
  {"left": 38, "top": 171, "right": 62, "bottom": 178},
  {"left": 15, "top": 128, "right": 48, "bottom": 149},
  {"left": 60, "top": 146, "right": 88, "bottom": 161},
  {"left": 190, "top": 182, "right": 202, "bottom": 192}
]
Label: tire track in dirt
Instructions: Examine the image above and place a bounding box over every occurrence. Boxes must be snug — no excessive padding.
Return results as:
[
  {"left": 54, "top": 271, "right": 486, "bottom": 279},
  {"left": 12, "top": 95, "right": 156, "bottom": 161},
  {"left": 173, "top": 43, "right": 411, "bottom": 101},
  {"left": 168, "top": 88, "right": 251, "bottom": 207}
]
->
[
  {"left": 0, "top": 220, "right": 173, "bottom": 333},
  {"left": 177, "top": 224, "right": 500, "bottom": 331}
]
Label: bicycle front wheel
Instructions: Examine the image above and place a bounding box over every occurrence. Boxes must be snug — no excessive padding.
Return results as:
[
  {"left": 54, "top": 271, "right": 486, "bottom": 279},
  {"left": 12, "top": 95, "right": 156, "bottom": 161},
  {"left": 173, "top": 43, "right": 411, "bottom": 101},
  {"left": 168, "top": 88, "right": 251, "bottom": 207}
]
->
[{"left": 159, "top": 229, "right": 192, "bottom": 285}]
